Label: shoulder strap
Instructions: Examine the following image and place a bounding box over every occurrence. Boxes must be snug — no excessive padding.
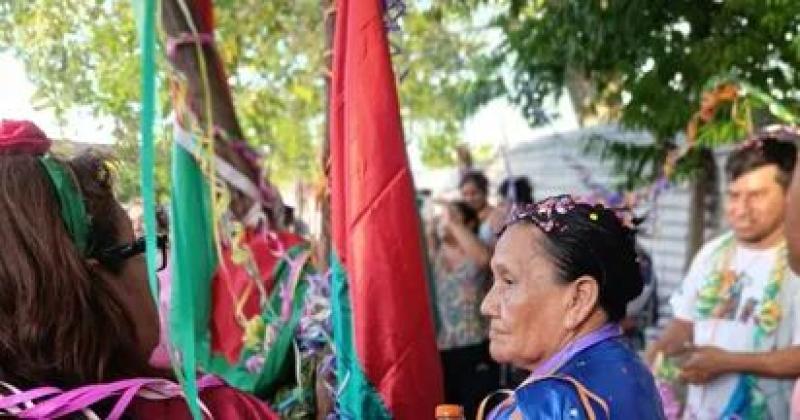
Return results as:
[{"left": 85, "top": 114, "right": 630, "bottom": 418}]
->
[
  {"left": 556, "top": 375, "right": 610, "bottom": 420},
  {"left": 475, "top": 389, "right": 514, "bottom": 420}
]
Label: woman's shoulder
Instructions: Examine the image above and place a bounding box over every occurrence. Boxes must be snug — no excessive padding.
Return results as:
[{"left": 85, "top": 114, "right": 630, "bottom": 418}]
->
[
  {"left": 511, "top": 378, "right": 606, "bottom": 420},
  {"left": 566, "top": 336, "right": 641, "bottom": 365},
  {"left": 129, "top": 385, "right": 279, "bottom": 420},
  {"left": 560, "top": 338, "right": 652, "bottom": 385},
  {"left": 555, "top": 339, "right": 666, "bottom": 420}
]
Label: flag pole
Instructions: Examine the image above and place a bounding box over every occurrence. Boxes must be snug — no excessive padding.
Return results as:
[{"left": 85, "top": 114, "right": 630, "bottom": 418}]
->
[{"left": 317, "top": 0, "right": 336, "bottom": 272}]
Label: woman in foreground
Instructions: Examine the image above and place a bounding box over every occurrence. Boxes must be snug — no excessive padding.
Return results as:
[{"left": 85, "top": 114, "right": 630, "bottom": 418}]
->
[
  {"left": 0, "top": 120, "right": 277, "bottom": 419},
  {"left": 481, "top": 195, "right": 665, "bottom": 419}
]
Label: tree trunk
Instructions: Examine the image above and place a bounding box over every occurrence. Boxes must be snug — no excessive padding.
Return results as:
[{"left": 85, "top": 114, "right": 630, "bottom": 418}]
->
[
  {"left": 564, "top": 66, "right": 594, "bottom": 126},
  {"left": 685, "top": 148, "right": 718, "bottom": 269}
]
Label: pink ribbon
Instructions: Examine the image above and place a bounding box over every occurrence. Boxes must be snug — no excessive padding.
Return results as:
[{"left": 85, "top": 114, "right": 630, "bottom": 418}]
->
[{"left": 0, "top": 375, "right": 224, "bottom": 419}]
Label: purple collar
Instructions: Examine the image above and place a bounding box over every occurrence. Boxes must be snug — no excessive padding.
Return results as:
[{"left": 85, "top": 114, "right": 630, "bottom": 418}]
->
[{"left": 530, "top": 323, "right": 622, "bottom": 378}]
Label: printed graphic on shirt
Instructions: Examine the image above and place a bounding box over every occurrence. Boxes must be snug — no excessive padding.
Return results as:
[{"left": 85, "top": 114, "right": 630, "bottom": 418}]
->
[{"left": 704, "top": 271, "right": 759, "bottom": 324}]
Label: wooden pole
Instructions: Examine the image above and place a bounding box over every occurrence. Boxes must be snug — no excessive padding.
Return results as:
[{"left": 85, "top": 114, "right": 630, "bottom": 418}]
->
[
  {"left": 161, "top": 0, "right": 259, "bottom": 218},
  {"left": 317, "top": 0, "right": 335, "bottom": 271},
  {"left": 314, "top": 3, "right": 336, "bottom": 417}
]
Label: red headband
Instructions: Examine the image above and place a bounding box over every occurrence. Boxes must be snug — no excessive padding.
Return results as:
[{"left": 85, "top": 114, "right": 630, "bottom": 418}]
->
[{"left": 0, "top": 120, "right": 52, "bottom": 156}]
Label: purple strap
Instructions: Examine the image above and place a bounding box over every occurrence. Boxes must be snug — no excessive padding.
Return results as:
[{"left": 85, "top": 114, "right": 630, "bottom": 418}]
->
[
  {"left": 0, "top": 386, "right": 61, "bottom": 410},
  {"left": 531, "top": 323, "right": 621, "bottom": 377},
  {"left": 22, "top": 379, "right": 156, "bottom": 419},
  {"left": 108, "top": 381, "right": 150, "bottom": 419},
  {"left": 0, "top": 375, "right": 224, "bottom": 419}
]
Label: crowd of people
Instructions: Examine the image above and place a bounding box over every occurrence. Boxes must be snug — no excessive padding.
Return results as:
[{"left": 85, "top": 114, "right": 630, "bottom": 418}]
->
[
  {"left": 2, "top": 115, "right": 800, "bottom": 419},
  {"left": 423, "top": 166, "right": 666, "bottom": 417},
  {"left": 425, "top": 134, "right": 800, "bottom": 419}
]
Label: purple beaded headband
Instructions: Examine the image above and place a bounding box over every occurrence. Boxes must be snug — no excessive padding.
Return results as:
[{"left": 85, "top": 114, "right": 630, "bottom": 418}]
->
[{"left": 504, "top": 194, "right": 637, "bottom": 234}]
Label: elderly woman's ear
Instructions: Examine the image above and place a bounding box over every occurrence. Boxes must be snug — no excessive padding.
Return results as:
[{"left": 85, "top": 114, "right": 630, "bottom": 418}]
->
[{"left": 562, "top": 275, "right": 602, "bottom": 330}]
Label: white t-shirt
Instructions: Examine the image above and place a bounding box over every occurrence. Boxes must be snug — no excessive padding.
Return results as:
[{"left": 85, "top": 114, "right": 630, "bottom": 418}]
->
[{"left": 671, "top": 233, "right": 800, "bottom": 420}]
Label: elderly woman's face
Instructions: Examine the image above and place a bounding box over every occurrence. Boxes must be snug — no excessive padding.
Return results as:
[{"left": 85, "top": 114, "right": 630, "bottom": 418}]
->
[{"left": 481, "top": 224, "right": 573, "bottom": 370}]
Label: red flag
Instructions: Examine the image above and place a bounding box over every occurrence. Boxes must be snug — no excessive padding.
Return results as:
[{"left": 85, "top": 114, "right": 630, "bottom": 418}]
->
[{"left": 329, "top": 0, "right": 444, "bottom": 418}]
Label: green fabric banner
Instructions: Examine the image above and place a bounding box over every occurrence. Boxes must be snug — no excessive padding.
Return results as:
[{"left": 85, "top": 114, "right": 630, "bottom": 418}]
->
[
  {"left": 169, "top": 140, "right": 217, "bottom": 419},
  {"left": 330, "top": 255, "right": 392, "bottom": 420},
  {"left": 132, "top": 0, "right": 159, "bottom": 300}
]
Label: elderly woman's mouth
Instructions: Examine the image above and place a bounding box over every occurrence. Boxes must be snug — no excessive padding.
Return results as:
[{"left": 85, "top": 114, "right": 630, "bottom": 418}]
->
[{"left": 488, "top": 328, "right": 505, "bottom": 339}]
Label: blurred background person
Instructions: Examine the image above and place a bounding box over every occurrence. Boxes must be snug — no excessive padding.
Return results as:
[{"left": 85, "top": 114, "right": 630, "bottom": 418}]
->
[
  {"left": 459, "top": 171, "right": 496, "bottom": 247},
  {"left": 427, "top": 200, "right": 498, "bottom": 419},
  {"left": 486, "top": 176, "right": 534, "bottom": 245}
]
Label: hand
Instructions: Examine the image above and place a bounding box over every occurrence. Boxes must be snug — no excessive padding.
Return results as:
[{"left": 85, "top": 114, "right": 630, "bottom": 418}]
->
[
  {"left": 680, "top": 346, "right": 730, "bottom": 384},
  {"left": 440, "top": 204, "right": 461, "bottom": 229},
  {"left": 644, "top": 345, "right": 663, "bottom": 367}
]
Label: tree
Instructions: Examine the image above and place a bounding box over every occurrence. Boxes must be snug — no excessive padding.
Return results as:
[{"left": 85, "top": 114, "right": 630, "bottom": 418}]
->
[
  {"left": 484, "top": 0, "right": 800, "bottom": 184},
  {"left": 0, "top": 0, "right": 485, "bottom": 199},
  {"left": 392, "top": 2, "right": 487, "bottom": 167}
]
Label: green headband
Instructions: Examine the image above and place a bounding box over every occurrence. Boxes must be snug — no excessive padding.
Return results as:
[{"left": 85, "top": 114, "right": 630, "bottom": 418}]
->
[{"left": 39, "top": 156, "right": 90, "bottom": 255}]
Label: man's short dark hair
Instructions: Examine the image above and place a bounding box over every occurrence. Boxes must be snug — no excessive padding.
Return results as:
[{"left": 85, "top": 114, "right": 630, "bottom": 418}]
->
[{"left": 725, "top": 139, "right": 797, "bottom": 189}]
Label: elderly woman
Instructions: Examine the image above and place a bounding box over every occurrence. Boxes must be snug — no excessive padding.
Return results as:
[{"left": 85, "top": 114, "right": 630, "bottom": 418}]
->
[{"left": 481, "top": 195, "right": 665, "bottom": 419}]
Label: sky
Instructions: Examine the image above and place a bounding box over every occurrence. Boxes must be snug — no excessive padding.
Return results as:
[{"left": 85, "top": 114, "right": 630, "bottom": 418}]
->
[
  {"left": 0, "top": 51, "right": 114, "bottom": 144},
  {"left": 0, "top": 50, "right": 577, "bottom": 151}
]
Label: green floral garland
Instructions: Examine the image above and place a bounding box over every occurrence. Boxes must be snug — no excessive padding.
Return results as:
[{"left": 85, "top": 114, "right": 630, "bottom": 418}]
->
[
  {"left": 695, "top": 236, "right": 787, "bottom": 342},
  {"left": 693, "top": 236, "right": 788, "bottom": 419}
]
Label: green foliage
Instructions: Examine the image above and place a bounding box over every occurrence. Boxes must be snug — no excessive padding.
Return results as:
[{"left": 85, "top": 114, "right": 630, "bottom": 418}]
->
[
  {"left": 0, "top": 0, "right": 484, "bottom": 197},
  {"left": 394, "top": 2, "right": 488, "bottom": 168},
  {"left": 583, "top": 135, "right": 667, "bottom": 190},
  {"left": 419, "top": 127, "right": 460, "bottom": 167},
  {"left": 486, "top": 0, "right": 800, "bottom": 181}
]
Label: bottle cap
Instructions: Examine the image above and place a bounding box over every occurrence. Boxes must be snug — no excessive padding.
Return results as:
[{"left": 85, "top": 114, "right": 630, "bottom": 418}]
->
[{"left": 435, "top": 404, "right": 464, "bottom": 417}]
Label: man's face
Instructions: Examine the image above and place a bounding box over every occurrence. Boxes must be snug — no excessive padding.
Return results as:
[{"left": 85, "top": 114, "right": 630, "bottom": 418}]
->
[{"left": 725, "top": 165, "right": 787, "bottom": 245}]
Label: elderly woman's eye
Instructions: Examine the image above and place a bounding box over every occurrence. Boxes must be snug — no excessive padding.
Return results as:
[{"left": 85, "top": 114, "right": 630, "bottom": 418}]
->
[{"left": 502, "top": 276, "right": 515, "bottom": 285}]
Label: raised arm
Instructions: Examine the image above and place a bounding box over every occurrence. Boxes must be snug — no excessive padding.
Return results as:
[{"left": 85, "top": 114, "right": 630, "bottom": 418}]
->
[{"left": 443, "top": 205, "right": 491, "bottom": 269}]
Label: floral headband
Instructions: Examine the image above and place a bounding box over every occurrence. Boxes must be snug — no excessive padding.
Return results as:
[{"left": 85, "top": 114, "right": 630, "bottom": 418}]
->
[{"left": 504, "top": 194, "right": 637, "bottom": 235}]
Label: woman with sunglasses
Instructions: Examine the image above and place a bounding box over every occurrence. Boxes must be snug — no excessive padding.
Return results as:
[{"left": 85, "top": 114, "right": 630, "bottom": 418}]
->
[{"left": 0, "top": 120, "right": 278, "bottom": 418}]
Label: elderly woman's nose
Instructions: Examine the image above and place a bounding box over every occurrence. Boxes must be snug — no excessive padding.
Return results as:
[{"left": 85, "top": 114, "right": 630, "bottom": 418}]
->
[{"left": 480, "top": 284, "right": 499, "bottom": 317}]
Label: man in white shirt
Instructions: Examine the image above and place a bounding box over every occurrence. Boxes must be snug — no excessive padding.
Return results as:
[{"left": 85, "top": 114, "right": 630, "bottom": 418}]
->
[{"left": 647, "top": 138, "right": 799, "bottom": 419}]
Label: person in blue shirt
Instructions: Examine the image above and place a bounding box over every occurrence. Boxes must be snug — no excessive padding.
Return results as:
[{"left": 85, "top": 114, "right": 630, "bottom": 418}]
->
[{"left": 481, "top": 195, "right": 665, "bottom": 419}]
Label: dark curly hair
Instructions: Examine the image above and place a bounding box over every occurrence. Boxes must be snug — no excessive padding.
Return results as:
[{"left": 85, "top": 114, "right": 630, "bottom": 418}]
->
[{"left": 505, "top": 196, "right": 643, "bottom": 322}]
